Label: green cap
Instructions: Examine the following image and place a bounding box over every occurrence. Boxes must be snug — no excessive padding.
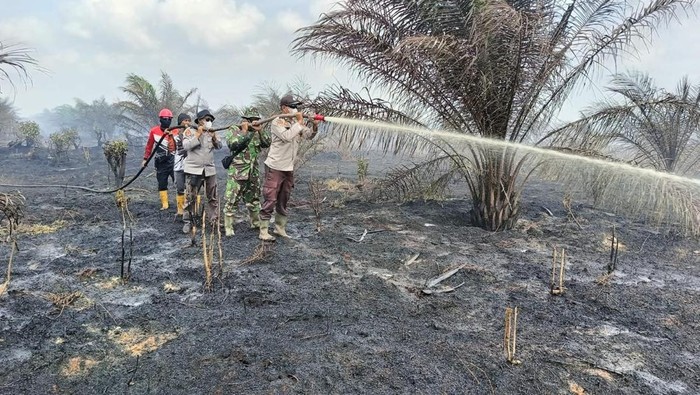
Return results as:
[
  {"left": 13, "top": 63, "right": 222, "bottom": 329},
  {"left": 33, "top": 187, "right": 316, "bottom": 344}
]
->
[{"left": 241, "top": 107, "right": 261, "bottom": 121}]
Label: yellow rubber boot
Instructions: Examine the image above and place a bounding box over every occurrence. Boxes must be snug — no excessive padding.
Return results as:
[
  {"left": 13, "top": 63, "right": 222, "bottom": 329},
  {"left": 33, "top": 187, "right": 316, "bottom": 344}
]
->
[
  {"left": 273, "top": 214, "right": 289, "bottom": 238},
  {"left": 176, "top": 194, "right": 185, "bottom": 216},
  {"left": 159, "top": 191, "right": 169, "bottom": 210},
  {"left": 258, "top": 220, "right": 276, "bottom": 242}
]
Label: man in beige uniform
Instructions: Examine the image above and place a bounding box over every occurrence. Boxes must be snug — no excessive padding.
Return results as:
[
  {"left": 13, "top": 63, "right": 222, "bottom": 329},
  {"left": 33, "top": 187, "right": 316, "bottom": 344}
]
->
[
  {"left": 259, "top": 94, "right": 319, "bottom": 241},
  {"left": 182, "top": 109, "right": 222, "bottom": 234}
]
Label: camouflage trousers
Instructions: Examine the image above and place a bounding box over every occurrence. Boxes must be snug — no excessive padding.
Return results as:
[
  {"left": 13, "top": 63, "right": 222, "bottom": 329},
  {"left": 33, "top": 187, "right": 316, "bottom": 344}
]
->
[{"left": 224, "top": 174, "right": 261, "bottom": 217}]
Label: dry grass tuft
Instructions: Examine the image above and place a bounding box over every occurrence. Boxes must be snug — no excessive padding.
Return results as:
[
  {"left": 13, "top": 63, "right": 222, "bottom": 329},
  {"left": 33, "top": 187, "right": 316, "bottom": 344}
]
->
[
  {"left": 568, "top": 381, "right": 587, "bottom": 395},
  {"left": 77, "top": 268, "right": 99, "bottom": 279},
  {"left": 0, "top": 220, "right": 67, "bottom": 236},
  {"left": 95, "top": 277, "right": 122, "bottom": 290},
  {"left": 583, "top": 368, "right": 615, "bottom": 382},
  {"left": 240, "top": 241, "right": 271, "bottom": 265},
  {"left": 326, "top": 178, "right": 356, "bottom": 192},
  {"left": 595, "top": 273, "right": 613, "bottom": 286},
  {"left": 163, "top": 282, "right": 182, "bottom": 293},
  {"left": 661, "top": 315, "right": 681, "bottom": 328},
  {"left": 61, "top": 356, "right": 99, "bottom": 377},
  {"left": 65, "top": 245, "right": 97, "bottom": 256},
  {"left": 45, "top": 291, "right": 89, "bottom": 315},
  {"left": 107, "top": 327, "right": 177, "bottom": 357}
]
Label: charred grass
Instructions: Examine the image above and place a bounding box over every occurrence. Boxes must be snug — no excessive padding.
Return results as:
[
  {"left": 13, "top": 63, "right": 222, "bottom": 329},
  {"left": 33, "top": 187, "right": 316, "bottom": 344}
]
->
[{"left": 0, "top": 148, "right": 698, "bottom": 394}]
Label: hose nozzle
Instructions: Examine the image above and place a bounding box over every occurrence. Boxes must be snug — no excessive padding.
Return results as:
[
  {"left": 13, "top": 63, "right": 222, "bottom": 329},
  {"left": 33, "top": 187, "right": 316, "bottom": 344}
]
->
[{"left": 310, "top": 114, "right": 325, "bottom": 122}]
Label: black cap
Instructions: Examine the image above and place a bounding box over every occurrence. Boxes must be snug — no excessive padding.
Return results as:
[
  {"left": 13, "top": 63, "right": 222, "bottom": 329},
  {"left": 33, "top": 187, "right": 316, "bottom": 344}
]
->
[
  {"left": 177, "top": 113, "right": 191, "bottom": 124},
  {"left": 280, "top": 94, "right": 302, "bottom": 108},
  {"left": 194, "top": 109, "right": 215, "bottom": 123}
]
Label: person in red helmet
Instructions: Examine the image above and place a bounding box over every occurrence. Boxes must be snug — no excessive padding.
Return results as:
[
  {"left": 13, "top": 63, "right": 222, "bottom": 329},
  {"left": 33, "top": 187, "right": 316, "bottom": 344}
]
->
[{"left": 142, "top": 108, "right": 178, "bottom": 210}]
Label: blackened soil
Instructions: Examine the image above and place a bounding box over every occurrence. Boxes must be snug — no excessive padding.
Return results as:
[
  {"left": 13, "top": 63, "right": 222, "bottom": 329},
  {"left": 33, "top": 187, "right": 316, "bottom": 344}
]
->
[{"left": 0, "top": 147, "right": 698, "bottom": 394}]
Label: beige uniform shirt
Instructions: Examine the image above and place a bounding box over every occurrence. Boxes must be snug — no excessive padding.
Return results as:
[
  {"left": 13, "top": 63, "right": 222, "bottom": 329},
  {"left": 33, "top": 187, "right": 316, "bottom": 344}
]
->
[
  {"left": 264, "top": 117, "right": 317, "bottom": 172},
  {"left": 182, "top": 127, "right": 222, "bottom": 177}
]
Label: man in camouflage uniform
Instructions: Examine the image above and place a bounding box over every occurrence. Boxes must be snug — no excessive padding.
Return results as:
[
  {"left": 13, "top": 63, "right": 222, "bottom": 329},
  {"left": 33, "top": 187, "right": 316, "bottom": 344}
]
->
[{"left": 223, "top": 107, "right": 271, "bottom": 237}]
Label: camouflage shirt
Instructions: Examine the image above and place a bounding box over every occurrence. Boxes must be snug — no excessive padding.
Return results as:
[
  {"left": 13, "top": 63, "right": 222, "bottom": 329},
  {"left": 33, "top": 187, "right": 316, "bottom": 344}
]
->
[{"left": 224, "top": 126, "right": 271, "bottom": 181}]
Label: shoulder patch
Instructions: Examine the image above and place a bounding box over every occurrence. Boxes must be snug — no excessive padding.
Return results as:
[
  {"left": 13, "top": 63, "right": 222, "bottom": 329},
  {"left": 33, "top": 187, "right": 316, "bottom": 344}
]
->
[{"left": 184, "top": 128, "right": 192, "bottom": 137}]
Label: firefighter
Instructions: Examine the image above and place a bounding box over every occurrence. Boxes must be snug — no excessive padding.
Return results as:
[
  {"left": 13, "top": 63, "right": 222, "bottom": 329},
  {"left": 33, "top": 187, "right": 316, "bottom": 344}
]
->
[
  {"left": 174, "top": 113, "right": 192, "bottom": 218},
  {"left": 182, "top": 109, "right": 222, "bottom": 233},
  {"left": 223, "top": 107, "right": 271, "bottom": 237},
  {"left": 142, "top": 108, "right": 177, "bottom": 210},
  {"left": 258, "top": 95, "right": 319, "bottom": 241}
]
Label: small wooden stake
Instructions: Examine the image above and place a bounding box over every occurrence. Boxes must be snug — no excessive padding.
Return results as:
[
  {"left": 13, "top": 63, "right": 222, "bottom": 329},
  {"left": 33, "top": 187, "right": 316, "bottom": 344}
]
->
[
  {"left": 202, "top": 211, "right": 212, "bottom": 291},
  {"left": 504, "top": 307, "right": 521, "bottom": 365},
  {"left": 551, "top": 247, "right": 557, "bottom": 291},
  {"left": 607, "top": 226, "right": 619, "bottom": 274},
  {"left": 610, "top": 226, "right": 616, "bottom": 262},
  {"left": 504, "top": 308, "right": 510, "bottom": 356},
  {"left": 559, "top": 248, "right": 565, "bottom": 291},
  {"left": 550, "top": 247, "right": 566, "bottom": 295},
  {"left": 216, "top": 208, "right": 224, "bottom": 280}
]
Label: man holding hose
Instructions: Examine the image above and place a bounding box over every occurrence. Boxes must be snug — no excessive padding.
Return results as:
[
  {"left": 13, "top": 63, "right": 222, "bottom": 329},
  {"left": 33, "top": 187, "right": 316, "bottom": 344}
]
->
[
  {"left": 142, "top": 108, "right": 177, "bottom": 210},
  {"left": 258, "top": 94, "right": 320, "bottom": 241},
  {"left": 223, "top": 107, "right": 271, "bottom": 237},
  {"left": 173, "top": 113, "right": 191, "bottom": 218},
  {"left": 182, "top": 109, "right": 222, "bottom": 234}
]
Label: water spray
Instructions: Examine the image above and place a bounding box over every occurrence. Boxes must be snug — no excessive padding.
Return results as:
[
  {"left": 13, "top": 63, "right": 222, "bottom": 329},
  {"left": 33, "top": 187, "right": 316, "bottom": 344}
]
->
[
  {"left": 323, "top": 117, "right": 700, "bottom": 188},
  {"left": 321, "top": 116, "right": 700, "bottom": 234}
]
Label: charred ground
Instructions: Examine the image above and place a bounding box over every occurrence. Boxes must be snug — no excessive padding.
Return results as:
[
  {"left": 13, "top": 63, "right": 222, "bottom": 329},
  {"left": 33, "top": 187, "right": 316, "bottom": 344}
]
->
[{"left": 0, "top": 146, "right": 698, "bottom": 394}]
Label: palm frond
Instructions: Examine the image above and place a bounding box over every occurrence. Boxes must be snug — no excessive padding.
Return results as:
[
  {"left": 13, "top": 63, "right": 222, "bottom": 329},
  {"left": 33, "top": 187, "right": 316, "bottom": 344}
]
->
[
  {"left": 0, "top": 41, "right": 41, "bottom": 93},
  {"left": 117, "top": 72, "right": 196, "bottom": 134},
  {"left": 373, "top": 155, "right": 460, "bottom": 202},
  {"left": 544, "top": 71, "right": 700, "bottom": 175}
]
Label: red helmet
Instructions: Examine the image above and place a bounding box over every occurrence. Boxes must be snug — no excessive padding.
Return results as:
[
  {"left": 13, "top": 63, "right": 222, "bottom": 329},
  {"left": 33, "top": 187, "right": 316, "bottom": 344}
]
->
[{"left": 158, "top": 108, "right": 173, "bottom": 118}]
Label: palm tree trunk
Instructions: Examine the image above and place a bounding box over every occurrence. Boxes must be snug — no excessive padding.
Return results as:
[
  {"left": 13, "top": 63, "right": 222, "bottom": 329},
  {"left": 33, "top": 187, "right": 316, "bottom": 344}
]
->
[
  {"left": 117, "top": 153, "right": 126, "bottom": 187},
  {"left": 468, "top": 156, "right": 521, "bottom": 231}
]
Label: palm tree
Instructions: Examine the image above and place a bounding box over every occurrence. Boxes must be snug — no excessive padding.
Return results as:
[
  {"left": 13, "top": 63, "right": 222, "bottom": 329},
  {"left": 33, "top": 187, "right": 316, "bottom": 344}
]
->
[
  {"left": 41, "top": 98, "right": 124, "bottom": 147},
  {"left": 542, "top": 72, "right": 700, "bottom": 176},
  {"left": 74, "top": 98, "right": 124, "bottom": 147},
  {"left": 0, "top": 41, "right": 40, "bottom": 94},
  {"left": 293, "top": 0, "right": 692, "bottom": 231},
  {"left": 251, "top": 78, "right": 313, "bottom": 116},
  {"left": 117, "top": 71, "right": 197, "bottom": 136},
  {"left": 214, "top": 104, "right": 244, "bottom": 129}
]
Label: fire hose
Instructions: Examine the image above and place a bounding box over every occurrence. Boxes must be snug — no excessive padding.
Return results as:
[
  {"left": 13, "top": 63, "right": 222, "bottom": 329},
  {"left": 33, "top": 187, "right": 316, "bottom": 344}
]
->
[
  {"left": 170, "top": 112, "right": 326, "bottom": 133},
  {"left": 0, "top": 112, "right": 326, "bottom": 194}
]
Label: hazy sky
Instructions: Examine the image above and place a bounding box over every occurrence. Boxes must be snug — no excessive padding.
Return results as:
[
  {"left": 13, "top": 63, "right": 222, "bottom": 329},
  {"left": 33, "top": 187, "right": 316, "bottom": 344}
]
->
[{"left": 1, "top": 0, "right": 699, "bottom": 122}]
